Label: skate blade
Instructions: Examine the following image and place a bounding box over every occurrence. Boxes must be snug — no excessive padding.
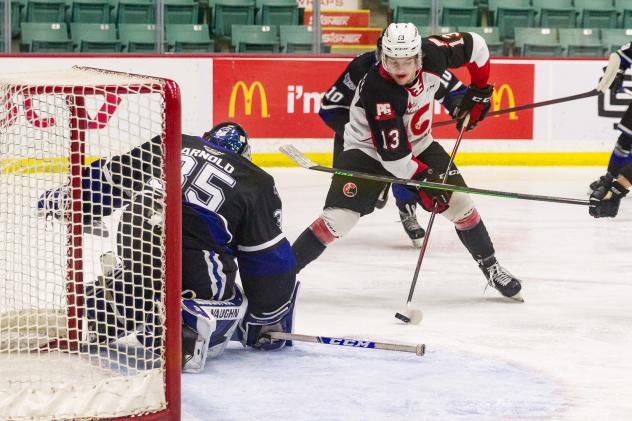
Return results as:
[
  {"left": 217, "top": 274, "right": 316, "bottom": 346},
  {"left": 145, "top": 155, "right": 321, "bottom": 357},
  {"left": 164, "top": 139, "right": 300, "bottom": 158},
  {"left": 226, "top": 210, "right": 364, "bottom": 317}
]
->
[
  {"left": 411, "top": 238, "right": 423, "bottom": 248},
  {"left": 506, "top": 292, "right": 524, "bottom": 303}
]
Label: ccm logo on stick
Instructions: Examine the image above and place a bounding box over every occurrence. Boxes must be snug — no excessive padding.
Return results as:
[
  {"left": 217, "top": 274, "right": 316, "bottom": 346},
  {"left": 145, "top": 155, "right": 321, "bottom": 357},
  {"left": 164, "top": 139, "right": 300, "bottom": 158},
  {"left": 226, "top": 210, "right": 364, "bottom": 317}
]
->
[{"left": 322, "top": 338, "right": 375, "bottom": 348}]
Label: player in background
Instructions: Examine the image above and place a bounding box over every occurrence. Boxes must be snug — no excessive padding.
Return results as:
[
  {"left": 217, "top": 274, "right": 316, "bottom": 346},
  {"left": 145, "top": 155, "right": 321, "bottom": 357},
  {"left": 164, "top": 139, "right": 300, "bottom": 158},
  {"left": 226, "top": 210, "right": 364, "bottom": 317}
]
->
[
  {"left": 292, "top": 23, "right": 523, "bottom": 301},
  {"left": 593, "top": 43, "right": 632, "bottom": 191},
  {"left": 37, "top": 122, "right": 298, "bottom": 373},
  {"left": 589, "top": 163, "right": 631, "bottom": 217},
  {"left": 319, "top": 31, "right": 468, "bottom": 247}
]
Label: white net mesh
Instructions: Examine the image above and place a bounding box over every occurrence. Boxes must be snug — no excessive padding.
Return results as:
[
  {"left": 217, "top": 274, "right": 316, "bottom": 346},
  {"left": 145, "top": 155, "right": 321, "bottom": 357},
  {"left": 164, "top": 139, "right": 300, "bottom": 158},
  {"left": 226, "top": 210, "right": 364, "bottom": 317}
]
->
[{"left": 0, "top": 67, "right": 177, "bottom": 420}]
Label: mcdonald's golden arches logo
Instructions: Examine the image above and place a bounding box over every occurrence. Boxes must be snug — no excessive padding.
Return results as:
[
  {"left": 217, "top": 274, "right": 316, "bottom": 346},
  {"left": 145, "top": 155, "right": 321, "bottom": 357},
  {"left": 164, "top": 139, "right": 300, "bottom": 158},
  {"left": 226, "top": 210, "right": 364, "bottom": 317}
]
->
[
  {"left": 229, "top": 81, "right": 269, "bottom": 118},
  {"left": 492, "top": 84, "right": 517, "bottom": 120}
]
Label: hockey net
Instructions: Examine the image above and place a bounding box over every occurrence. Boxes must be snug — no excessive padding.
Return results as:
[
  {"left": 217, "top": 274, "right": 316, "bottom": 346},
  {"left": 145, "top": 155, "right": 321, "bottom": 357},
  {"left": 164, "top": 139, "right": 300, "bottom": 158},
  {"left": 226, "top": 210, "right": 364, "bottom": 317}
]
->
[{"left": 0, "top": 67, "right": 181, "bottom": 420}]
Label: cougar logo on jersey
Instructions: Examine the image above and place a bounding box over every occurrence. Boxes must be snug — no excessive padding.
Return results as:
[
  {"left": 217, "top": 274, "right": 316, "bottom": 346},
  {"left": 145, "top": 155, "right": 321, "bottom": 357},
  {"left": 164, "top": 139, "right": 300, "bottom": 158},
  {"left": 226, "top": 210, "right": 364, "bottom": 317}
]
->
[
  {"left": 343, "top": 73, "right": 356, "bottom": 91},
  {"left": 342, "top": 182, "right": 357, "bottom": 198},
  {"left": 375, "top": 103, "right": 394, "bottom": 121}
]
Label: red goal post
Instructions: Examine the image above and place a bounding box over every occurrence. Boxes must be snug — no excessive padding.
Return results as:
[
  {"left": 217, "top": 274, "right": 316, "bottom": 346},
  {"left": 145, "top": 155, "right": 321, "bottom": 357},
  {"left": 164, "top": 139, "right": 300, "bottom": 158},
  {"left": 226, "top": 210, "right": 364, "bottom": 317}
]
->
[{"left": 0, "top": 67, "right": 181, "bottom": 420}]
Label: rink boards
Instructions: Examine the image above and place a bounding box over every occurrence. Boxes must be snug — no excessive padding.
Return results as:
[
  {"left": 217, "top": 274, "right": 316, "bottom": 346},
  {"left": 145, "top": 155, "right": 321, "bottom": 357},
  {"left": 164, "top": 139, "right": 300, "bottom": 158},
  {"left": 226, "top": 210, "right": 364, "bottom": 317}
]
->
[{"left": 0, "top": 55, "right": 624, "bottom": 166}]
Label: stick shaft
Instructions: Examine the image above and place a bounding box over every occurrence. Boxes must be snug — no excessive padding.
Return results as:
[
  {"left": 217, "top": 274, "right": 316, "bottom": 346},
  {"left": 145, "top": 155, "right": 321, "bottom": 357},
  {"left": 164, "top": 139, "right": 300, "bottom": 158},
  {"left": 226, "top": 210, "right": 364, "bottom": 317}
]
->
[
  {"left": 279, "top": 145, "right": 589, "bottom": 206},
  {"left": 434, "top": 89, "right": 599, "bottom": 128},
  {"left": 267, "top": 332, "right": 425, "bottom": 356},
  {"left": 406, "top": 117, "right": 469, "bottom": 303}
]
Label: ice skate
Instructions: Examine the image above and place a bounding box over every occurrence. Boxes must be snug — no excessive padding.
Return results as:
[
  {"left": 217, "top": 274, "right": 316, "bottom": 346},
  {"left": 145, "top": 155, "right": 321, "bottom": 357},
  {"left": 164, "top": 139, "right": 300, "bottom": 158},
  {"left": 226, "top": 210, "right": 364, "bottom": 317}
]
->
[
  {"left": 399, "top": 204, "right": 425, "bottom": 248},
  {"left": 479, "top": 260, "right": 524, "bottom": 302}
]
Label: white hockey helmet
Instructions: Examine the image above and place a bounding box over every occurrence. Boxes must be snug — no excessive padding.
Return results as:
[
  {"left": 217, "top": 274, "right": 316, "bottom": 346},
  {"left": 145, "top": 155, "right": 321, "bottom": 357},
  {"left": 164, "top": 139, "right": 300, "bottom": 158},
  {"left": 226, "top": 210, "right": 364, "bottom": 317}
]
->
[{"left": 381, "top": 23, "right": 422, "bottom": 69}]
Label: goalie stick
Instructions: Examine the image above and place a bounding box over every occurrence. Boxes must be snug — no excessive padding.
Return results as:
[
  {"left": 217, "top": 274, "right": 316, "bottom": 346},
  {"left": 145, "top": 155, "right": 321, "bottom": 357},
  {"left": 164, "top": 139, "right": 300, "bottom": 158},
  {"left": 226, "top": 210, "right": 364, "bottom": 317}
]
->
[
  {"left": 433, "top": 89, "right": 600, "bottom": 128},
  {"left": 265, "top": 332, "right": 425, "bottom": 357},
  {"left": 279, "top": 145, "right": 589, "bottom": 207}
]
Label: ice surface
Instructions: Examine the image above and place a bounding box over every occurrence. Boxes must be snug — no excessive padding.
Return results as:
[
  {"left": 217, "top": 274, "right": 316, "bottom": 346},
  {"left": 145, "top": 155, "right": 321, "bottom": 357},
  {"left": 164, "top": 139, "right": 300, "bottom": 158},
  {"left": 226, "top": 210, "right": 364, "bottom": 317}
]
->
[{"left": 182, "top": 166, "right": 632, "bottom": 421}]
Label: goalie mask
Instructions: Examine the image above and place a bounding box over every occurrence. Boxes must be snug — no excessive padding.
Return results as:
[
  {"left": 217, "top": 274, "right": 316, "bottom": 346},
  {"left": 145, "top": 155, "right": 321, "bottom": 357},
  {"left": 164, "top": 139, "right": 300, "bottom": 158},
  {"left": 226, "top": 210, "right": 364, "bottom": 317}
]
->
[
  {"left": 381, "top": 23, "right": 422, "bottom": 80},
  {"left": 203, "top": 121, "right": 251, "bottom": 160}
]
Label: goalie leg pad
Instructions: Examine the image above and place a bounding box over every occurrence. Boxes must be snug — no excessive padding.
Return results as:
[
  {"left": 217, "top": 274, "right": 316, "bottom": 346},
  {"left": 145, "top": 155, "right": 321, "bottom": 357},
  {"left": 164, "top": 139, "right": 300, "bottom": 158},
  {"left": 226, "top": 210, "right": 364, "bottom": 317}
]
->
[{"left": 181, "top": 286, "right": 248, "bottom": 372}]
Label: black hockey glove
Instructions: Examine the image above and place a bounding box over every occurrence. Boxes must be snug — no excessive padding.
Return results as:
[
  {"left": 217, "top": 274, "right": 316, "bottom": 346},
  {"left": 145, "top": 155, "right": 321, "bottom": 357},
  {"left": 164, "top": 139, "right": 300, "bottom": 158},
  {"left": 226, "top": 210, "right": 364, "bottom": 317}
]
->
[
  {"left": 610, "top": 69, "right": 625, "bottom": 93},
  {"left": 454, "top": 84, "right": 493, "bottom": 131},
  {"left": 589, "top": 177, "right": 628, "bottom": 218},
  {"left": 412, "top": 166, "right": 451, "bottom": 213}
]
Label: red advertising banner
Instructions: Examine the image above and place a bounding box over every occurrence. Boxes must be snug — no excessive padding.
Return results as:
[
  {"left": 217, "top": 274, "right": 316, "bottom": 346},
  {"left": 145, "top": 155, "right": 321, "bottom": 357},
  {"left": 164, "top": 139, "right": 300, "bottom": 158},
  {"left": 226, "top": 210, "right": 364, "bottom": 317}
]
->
[
  {"left": 304, "top": 10, "right": 370, "bottom": 27},
  {"left": 433, "top": 63, "right": 535, "bottom": 139},
  {"left": 321, "top": 27, "right": 382, "bottom": 45},
  {"left": 213, "top": 57, "right": 535, "bottom": 140}
]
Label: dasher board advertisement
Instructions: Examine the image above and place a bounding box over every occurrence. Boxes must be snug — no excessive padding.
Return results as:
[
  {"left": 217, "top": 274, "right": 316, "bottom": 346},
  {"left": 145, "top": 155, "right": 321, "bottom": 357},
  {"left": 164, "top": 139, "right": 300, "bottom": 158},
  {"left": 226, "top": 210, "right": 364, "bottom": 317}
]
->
[
  {"left": 296, "top": 0, "right": 360, "bottom": 10},
  {"left": 304, "top": 9, "right": 370, "bottom": 27},
  {"left": 212, "top": 57, "right": 535, "bottom": 140}
]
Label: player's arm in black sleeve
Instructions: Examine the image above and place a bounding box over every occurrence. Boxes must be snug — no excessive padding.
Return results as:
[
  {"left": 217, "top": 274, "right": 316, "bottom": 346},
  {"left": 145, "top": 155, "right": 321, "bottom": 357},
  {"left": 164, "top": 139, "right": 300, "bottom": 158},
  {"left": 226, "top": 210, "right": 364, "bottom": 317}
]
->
[
  {"left": 435, "top": 69, "right": 467, "bottom": 116},
  {"left": 424, "top": 32, "right": 490, "bottom": 87},
  {"left": 235, "top": 178, "right": 296, "bottom": 318},
  {"left": 319, "top": 52, "right": 377, "bottom": 135},
  {"left": 360, "top": 73, "right": 430, "bottom": 179}
]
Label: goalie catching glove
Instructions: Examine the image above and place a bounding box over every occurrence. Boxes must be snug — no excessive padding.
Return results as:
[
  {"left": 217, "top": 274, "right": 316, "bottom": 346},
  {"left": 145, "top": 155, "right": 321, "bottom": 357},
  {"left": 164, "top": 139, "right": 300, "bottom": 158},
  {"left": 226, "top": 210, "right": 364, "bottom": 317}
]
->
[{"left": 453, "top": 84, "right": 493, "bottom": 131}]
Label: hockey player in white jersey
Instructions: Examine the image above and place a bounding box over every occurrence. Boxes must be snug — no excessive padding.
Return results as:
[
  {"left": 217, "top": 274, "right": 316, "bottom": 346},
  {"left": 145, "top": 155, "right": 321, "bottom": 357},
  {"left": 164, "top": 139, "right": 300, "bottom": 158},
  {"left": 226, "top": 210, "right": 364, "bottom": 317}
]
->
[{"left": 292, "top": 23, "right": 523, "bottom": 301}]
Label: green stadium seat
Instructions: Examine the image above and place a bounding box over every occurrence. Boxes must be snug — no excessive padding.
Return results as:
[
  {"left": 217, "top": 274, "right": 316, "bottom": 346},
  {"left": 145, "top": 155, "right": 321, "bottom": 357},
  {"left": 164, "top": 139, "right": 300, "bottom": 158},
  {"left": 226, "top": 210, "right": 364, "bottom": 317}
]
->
[
  {"left": 20, "top": 22, "right": 73, "bottom": 51},
  {"left": 119, "top": 23, "right": 157, "bottom": 51},
  {"left": 113, "top": 0, "right": 155, "bottom": 24},
  {"left": 212, "top": 0, "right": 254, "bottom": 38},
  {"left": 458, "top": 26, "right": 504, "bottom": 56},
  {"left": 70, "top": 0, "right": 110, "bottom": 23},
  {"left": 164, "top": 0, "right": 199, "bottom": 24},
  {"left": 390, "top": 0, "right": 431, "bottom": 26},
  {"left": 166, "top": 23, "right": 213, "bottom": 52},
  {"left": 440, "top": 0, "right": 477, "bottom": 27},
  {"left": 279, "top": 24, "right": 310, "bottom": 52},
  {"left": 25, "top": 0, "right": 65, "bottom": 22},
  {"left": 488, "top": 0, "right": 535, "bottom": 41},
  {"left": 574, "top": 0, "right": 617, "bottom": 29},
  {"left": 532, "top": 0, "right": 577, "bottom": 28},
  {"left": 559, "top": 28, "right": 606, "bottom": 57},
  {"left": 0, "top": 0, "right": 22, "bottom": 37},
  {"left": 417, "top": 26, "right": 456, "bottom": 37},
  {"left": 70, "top": 22, "right": 121, "bottom": 52},
  {"left": 514, "top": 27, "right": 563, "bottom": 56},
  {"left": 615, "top": 0, "right": 632, "bottom": 28},
  {"left": 231, "top": 23, "right": 278, "bottom": 52},
  {"left": 601, "top": 28, "right": 632, "bottom": 53},
  {"left": 255, "top": 0, "right": 297, "bottom": 26}
]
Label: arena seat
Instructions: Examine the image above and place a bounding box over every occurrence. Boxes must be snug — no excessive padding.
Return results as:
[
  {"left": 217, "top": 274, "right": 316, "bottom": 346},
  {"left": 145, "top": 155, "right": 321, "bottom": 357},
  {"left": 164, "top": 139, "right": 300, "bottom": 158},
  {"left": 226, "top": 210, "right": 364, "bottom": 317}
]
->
[
  {"left": 441, "top": 0, "right": 477, "bottom": 27},
  {"left": 559, "top": 27, "right": 606, "bottom": 57},
  {"left": 458, "top": 26, "right": 504, "bottom": 56},
  {"left": 488, "top": 0, "right": 535, "bottom": 41},
  {"left": 166, "top": 23, "right": 214, "bottom": 51},
  {"left": 532, "top": 0, "right": 577, "bottom": 28},
  {"left": 514, "top": 27, "right": 563, "bottom": 56},
  {"left": 71, "top": 22, "right": 121, "bottom": 52},
  {"left": 21, "top": 21, "right": 73, "bottom": 51},
  {"left": 575, "top": 0, "right": 618, "bottom": 29},
  {"left": 255, "top": 0, "right": 297, "bottom": 26},
  {"left": 231, "top": 23, "right": 278, "bottom": 52},
  {"left": 119, "top": 22, "right": 158, "bottom": 51}
]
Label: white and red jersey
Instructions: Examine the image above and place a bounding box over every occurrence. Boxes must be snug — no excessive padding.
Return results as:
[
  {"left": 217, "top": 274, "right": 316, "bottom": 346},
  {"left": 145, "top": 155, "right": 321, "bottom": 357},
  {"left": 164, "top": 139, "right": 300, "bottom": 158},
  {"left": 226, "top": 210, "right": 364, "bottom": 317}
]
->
[{"left": 342, "top": 31, "right": 490, "bottom": 180}]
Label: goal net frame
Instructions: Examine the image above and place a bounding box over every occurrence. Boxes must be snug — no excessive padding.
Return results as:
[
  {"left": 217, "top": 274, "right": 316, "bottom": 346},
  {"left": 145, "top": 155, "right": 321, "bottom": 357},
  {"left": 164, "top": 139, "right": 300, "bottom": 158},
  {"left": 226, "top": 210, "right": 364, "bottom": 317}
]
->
[{"left": 0, "top": 66, "right": 182, "bottom": 421}]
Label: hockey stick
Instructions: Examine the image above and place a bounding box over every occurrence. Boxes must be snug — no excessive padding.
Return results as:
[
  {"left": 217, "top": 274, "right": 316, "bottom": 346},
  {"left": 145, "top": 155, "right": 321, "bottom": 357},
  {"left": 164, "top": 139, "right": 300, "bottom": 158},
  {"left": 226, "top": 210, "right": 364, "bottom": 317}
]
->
[
  {"left": 395, "top": 115, "right": 470, "bottom": 325},
  {"left": 433, "top": 89, "right": 600, "bottom": 128},
  {"left": 265, "top": 332, "right": 425, "bottom": 357},
  {"left": 279, "top": 145, "right": 589, "bottom": 207}
]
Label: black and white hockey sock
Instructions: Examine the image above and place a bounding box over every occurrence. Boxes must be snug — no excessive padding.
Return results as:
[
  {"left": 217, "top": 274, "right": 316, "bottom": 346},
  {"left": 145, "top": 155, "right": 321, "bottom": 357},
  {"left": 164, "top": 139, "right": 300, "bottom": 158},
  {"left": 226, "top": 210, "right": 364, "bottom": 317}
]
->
[{"left": 292, "top": 226, "right": 328, "bottom": 273}]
